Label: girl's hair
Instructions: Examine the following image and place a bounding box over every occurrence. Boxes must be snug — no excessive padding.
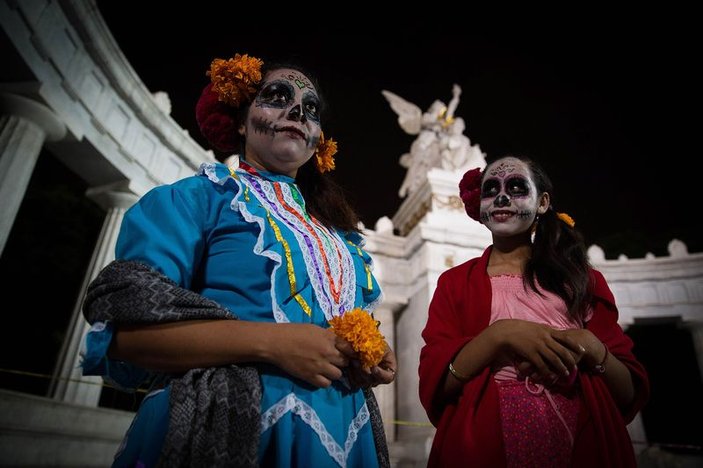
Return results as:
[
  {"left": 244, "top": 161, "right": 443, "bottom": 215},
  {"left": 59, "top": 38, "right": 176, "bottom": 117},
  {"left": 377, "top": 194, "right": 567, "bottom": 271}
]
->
[
  {"left": 519, "top": 157, "right": 592, "bottom": 321},
  {"left": 221, "top": 61, "right": 360, "bottom": 233}
]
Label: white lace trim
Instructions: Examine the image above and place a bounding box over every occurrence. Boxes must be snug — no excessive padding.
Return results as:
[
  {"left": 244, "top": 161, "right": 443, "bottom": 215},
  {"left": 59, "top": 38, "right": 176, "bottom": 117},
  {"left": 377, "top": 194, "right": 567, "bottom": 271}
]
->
[
  {"left": 89, "top": 321, "right": 107, "bottom": 333},
  {"left": 344, "top": 397, "right": 371, "bottom": 459},
  {"left": 260, "top": 393, "right": 370, "bottom": 468},
  {"left": 258, "top": 177, "right": 356, "bottom": 318},
  {"left": 198, "top": 162, "right": 229, "bottom": 186},
  {"left": 278, "top": 184, "right": 355, "bottom": 317},
  {"left": 229, "top": 174, "right": 289, "bottom": 324},
  {"left": 236, "top": 171, "right": 356, "bottom": 321}
]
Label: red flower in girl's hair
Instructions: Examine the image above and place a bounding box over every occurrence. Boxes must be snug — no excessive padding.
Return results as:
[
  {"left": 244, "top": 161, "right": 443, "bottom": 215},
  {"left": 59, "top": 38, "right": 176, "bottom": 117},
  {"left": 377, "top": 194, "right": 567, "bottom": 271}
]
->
[{"left": 459, "top": 167, "right": 483, "bottom": 222}]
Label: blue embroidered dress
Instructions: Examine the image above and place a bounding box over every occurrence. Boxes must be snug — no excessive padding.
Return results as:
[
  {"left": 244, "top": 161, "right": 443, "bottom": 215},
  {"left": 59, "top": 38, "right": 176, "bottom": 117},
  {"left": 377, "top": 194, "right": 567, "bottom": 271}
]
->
[{"left": 82, "top": 161, "right": 383, "bottom": 468}]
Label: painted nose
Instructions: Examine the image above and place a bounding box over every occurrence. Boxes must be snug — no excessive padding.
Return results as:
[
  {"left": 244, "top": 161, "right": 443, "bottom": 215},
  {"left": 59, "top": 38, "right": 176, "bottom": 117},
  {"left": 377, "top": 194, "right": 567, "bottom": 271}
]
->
[
  {"left": 287, "top": 104, "right": 306, "bottom": 123},
  {"left": 494, "top": 194, "right": 510, "bottom": 207}
]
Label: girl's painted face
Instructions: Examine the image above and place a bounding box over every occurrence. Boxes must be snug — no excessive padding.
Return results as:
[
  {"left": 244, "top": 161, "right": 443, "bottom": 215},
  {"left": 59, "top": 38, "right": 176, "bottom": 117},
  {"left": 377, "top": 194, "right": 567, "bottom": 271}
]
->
[
  {"left": 479, "top": 157, "right": 546, "bottom": 237},
  {"left": 240, "top": 68, "right": 322, "bottom": 177}
]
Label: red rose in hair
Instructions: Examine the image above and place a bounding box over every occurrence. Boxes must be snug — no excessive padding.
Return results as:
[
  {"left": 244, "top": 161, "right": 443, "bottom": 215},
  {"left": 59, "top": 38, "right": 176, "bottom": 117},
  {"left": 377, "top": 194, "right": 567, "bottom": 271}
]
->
[
  {"left": 195, "top": 83, "right": 239, "bottom": 153},
  {"left": 459, "top": 167, "right": 483, "bottom": 222}
]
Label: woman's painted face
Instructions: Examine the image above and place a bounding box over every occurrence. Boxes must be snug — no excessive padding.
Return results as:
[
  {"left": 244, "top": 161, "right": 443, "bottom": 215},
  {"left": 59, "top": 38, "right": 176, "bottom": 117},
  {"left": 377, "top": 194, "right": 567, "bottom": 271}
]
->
[
  {"left": 479, "top": 157, "right": 543, "bottom": 237},
  {"left": 240, "top": 68, "right": 322, "bottom": 177}
]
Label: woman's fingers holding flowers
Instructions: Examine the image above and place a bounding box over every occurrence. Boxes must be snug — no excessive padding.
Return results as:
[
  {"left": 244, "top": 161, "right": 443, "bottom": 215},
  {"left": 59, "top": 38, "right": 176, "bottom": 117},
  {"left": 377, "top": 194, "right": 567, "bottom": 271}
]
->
[{"left": 273, "top": 324, "right": 353, "bottom": 387}]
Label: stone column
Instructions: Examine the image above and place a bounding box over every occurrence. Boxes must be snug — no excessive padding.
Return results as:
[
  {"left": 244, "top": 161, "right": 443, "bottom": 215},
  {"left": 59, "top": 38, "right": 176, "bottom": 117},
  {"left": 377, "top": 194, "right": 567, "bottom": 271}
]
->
[
  {"left": 372, "top": 300, "right": 401, "bottom": 443},
  {"left": 49, "top": 185, "right": 137, "bottom": 406},
  {"left": 0, "top": 93, "right": 66, "bottom": 256}
]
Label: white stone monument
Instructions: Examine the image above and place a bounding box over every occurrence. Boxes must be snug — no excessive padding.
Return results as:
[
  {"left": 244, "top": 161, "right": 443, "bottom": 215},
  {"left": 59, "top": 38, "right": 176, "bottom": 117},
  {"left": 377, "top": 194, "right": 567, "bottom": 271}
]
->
[{"left": 382, "top": 84, "right": 486, "bottom": 198}]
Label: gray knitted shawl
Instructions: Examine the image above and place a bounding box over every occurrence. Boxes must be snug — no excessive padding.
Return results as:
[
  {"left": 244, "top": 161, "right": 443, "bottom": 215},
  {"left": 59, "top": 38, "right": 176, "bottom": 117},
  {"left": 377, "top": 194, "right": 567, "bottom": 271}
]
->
[{"left": 83, "top": 260, "right": 389, "bottom": 468}]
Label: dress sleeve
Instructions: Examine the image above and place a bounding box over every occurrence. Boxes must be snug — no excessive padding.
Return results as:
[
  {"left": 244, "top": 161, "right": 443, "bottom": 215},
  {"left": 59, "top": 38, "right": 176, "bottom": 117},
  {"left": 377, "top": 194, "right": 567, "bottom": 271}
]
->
[
  {"left": 81, "top": 176, "right": 213, "bottom": 388},
  {"left": 116, "top": 176, "right": 212, "bottom": 288}
]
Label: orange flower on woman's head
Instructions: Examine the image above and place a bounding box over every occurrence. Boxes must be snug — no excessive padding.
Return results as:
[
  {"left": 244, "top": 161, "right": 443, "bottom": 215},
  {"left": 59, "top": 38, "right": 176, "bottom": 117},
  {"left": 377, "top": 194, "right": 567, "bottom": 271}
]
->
[
  {"left": 329, "top": 308, "right": 386, "bottom": 368},
  {"left": 207, "top": 53, "right": 263, "bottom": 107}
]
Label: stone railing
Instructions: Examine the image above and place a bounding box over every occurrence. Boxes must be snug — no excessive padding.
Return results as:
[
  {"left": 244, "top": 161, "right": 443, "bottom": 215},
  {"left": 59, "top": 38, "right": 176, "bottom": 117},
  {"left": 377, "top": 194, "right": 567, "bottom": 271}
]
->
[{"left": 588, "top": 240, "right": 703, "bottom": 326}]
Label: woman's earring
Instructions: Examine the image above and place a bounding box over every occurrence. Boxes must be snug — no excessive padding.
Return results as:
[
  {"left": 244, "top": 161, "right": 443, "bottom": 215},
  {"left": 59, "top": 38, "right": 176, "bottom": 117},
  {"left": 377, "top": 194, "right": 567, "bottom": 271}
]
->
[{"left": 531, "top": 216, "right": 539, "bottom": 243}]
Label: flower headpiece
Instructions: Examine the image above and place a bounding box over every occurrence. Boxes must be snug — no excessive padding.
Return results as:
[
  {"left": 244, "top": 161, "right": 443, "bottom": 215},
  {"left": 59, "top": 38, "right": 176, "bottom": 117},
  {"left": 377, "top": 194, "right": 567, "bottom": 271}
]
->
[
  {"left": 195, "top": 52, "right": 338, "bottom": 173},
  {"left": 459, "top": 167, "right": 483, "bottom": 222},
  {"left": 208, "top": 54, "right": 263, "bottom": 108}
]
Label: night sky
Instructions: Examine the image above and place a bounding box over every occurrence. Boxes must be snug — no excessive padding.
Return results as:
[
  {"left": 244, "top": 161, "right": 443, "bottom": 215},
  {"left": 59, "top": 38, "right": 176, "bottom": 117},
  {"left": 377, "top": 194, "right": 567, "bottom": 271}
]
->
[{"left": 96, "top": 5, "right": 698, "bottom": 258}]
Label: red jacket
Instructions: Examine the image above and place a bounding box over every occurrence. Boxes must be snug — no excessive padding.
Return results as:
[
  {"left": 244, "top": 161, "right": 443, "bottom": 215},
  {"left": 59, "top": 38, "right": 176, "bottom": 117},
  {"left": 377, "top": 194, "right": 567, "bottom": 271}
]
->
[{"left": 419, "top": 247, "right": 650, "bottom": 467}]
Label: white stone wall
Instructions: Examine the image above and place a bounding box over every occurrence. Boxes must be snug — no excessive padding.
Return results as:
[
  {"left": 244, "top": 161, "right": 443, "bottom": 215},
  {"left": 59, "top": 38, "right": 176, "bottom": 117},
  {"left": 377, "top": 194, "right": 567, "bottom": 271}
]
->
[{"left": 589, "top": 241, "right": 703, "bottom": 326}]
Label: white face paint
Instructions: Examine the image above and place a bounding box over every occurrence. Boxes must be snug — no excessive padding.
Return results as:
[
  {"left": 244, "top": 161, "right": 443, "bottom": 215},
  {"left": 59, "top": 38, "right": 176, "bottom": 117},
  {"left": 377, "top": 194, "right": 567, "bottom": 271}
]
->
[
  {"left": 240, "top": 68, "right": 322, "bottom": 177},
  {"left": 479, "top": 157, "right": 540, "bottom": 237}
]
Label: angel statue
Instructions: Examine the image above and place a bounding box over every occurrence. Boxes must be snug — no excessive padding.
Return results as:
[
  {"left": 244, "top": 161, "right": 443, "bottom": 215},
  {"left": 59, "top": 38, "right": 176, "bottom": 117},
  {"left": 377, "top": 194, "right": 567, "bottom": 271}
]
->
[{"left": 383, "top": 84, "right": 486, "bottom": 198}]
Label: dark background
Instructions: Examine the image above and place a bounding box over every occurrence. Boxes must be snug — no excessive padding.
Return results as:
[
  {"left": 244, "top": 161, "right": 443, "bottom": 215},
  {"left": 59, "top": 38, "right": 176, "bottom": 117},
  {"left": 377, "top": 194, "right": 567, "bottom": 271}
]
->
[{"left": 94, "top": 6, "right": 699, "bottom": 258}]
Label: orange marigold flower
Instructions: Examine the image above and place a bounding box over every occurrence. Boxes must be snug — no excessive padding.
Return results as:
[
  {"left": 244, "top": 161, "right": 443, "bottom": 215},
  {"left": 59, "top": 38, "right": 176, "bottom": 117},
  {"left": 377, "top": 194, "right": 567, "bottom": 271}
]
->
[
  {"left": 314, "top": 131, "right": 337, "bottom": 173},
  {"left": 329, "top": 308, "right": 386, "bottom": 368},
  {"left": 207, "top": 53, "right": 263, "bottom": 107},
  {"left": 557, "top": 212, "right": 576, "bottom": 228}
]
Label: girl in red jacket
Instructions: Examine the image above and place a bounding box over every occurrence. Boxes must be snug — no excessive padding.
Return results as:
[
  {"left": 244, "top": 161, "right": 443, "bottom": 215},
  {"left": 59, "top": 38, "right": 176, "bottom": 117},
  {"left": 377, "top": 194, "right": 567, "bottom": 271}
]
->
[{"left": 419, "top": 155, "right": 649, "bottom": 467}]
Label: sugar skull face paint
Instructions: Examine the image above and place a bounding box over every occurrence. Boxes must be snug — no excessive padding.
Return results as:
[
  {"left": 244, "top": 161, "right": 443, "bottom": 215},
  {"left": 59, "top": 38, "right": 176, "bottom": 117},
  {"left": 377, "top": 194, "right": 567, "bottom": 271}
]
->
[
  {"left": 254, "top": 76, "right": 321, "bottom": 125},
  {"left": 480, "top": 157, "right": 543, "bottom": 237},
  {"left": 240, "top": 68, "right": 322, "bottom": 176}
]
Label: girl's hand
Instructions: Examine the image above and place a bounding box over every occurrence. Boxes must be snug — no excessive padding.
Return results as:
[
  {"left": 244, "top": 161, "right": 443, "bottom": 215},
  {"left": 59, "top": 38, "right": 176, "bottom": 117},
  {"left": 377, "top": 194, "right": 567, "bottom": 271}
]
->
[
  {"left": 490, "top": 319, "right": 579, "bottom": 385},
  {"left": 552, "top": 328, "right": 606, "bottom": 370}
]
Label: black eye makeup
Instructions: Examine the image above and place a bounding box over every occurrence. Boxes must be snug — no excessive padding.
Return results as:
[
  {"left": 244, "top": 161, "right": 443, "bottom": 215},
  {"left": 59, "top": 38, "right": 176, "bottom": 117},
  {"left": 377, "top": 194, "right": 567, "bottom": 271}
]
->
[
  {"left": 302, "top": 91, "right": 321, "bottom": 123},
  {"left": 505, "top": 177, "right": 529, "bottom": 197},
  {"left": 480, "top": 177, "right": 530, "bottom": 199},
  {"left": 481, "top": 179, "right": 500, "bottom": 199},
  {"left": 256, "top": 80, "right": 294, "bottom": 108}
]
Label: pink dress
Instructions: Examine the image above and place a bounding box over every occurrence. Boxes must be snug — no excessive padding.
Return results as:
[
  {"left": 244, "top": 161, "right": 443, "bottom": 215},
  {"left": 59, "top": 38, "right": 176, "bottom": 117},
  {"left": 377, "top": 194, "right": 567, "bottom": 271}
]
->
[{"left": 490, "top": 275, "right": 591, "bottom": 467}]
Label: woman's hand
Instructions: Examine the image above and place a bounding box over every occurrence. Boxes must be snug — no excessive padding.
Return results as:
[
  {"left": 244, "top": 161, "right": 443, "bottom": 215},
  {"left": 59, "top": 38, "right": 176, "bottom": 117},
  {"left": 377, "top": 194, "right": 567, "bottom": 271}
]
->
[
  {"left": 372, "top": 344, "right": 398, "bottom": 385},
  {"left": 336, "top": 341, "right": 397, "bottom": 389},
  {"left": 269, "top": 323, "right": 350, "bottom": 388}
]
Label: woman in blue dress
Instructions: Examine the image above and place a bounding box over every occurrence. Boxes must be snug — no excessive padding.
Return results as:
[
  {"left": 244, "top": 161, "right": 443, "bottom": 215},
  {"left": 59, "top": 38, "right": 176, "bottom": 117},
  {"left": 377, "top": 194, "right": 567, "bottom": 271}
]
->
[{"left": 81, "top": 53, "right": 396, "bottom": 468}]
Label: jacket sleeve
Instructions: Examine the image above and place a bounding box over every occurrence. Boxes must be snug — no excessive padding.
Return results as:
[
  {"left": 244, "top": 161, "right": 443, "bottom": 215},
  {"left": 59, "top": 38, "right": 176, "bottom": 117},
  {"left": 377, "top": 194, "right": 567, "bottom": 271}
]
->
[{"left": 419, "top": 268, "right": 474, "bottom": 425}]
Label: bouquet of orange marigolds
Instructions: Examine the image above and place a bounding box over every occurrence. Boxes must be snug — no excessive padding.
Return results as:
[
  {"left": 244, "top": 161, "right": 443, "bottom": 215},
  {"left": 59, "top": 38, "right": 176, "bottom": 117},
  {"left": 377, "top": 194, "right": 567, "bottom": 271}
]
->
[{"left": 328, "top": 308, "right": 387, "bottom": 368}]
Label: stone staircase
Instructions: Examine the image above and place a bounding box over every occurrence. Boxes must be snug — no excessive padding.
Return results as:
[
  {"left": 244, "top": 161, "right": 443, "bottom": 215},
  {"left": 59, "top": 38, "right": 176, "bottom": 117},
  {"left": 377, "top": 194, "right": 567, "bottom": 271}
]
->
[{"left": 0, "top": 389, "right": 132, "bottom": 467}]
